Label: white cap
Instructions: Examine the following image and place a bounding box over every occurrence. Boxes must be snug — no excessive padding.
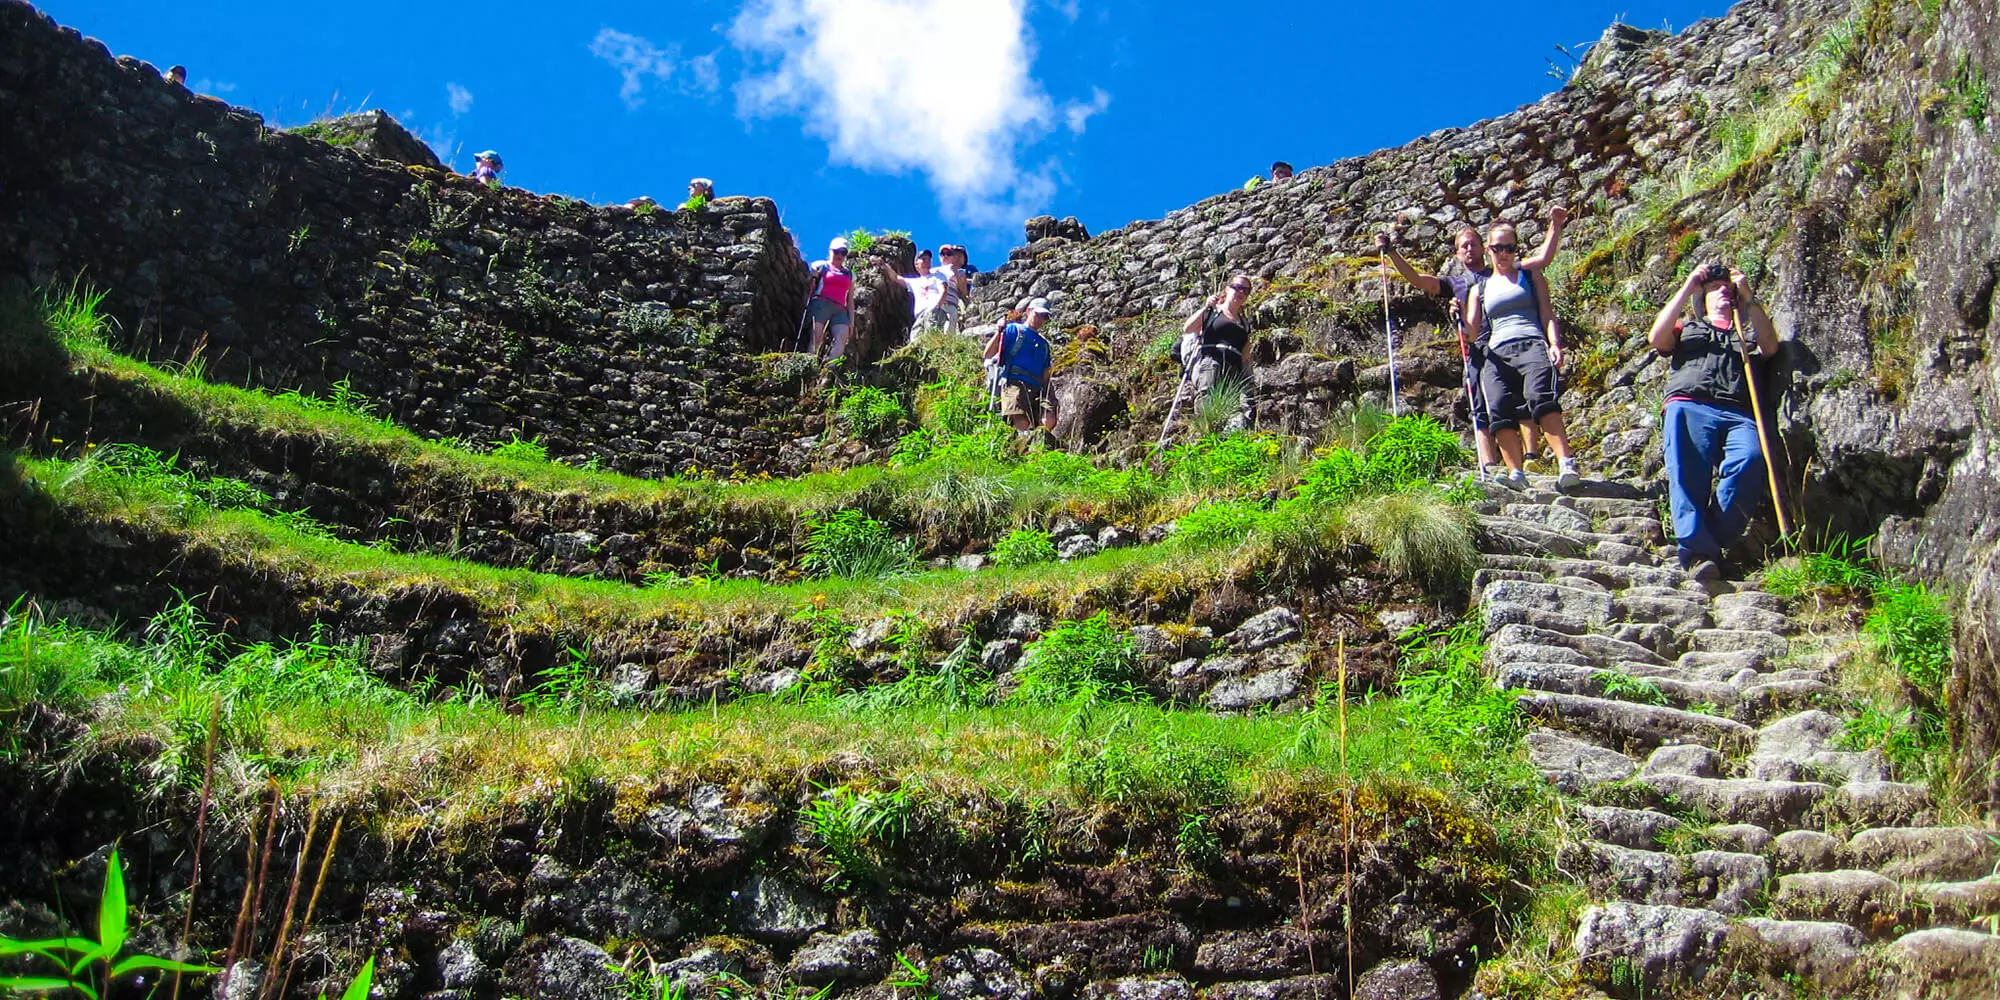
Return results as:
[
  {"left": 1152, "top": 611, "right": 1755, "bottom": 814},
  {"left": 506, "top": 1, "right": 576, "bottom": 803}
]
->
[
  {"left": 1026, "top": 297, "right": 1052, "bottom": 316},
  {"left": 829, "top": 237, "right": 849, "bottom": 252}
]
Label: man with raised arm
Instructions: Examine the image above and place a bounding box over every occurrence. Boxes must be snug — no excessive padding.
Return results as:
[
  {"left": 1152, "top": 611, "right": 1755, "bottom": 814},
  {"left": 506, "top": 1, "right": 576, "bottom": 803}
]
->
[
  {"left": 1375, "top": 205, "right": 1567, "bottom": 477},
  {"left": 1647, "top": 262, "right": 1780, "bottom": 582}
]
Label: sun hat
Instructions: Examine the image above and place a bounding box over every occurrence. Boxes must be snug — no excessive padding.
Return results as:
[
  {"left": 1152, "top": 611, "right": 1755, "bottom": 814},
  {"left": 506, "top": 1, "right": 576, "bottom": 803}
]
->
[{"left": 475, "top": 150, "right": 502, "bottom": 166}]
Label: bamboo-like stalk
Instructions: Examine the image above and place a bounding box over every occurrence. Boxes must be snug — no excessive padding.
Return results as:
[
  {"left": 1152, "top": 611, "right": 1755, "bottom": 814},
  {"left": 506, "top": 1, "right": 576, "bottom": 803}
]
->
[
  {"left": 1730, "top": 300, "right": 1794, "bottom": 538},
  {"left": 170, "top": 696, "right": 223, "bottom": 1000},
  {"left": 224, "top": 782, "right": 282, "bottom": 994},
  {"left": 1339, "top": 635, "right": 1355, "bottom": 999},
  {"left": 219, "top": 805, "right": 261, "bottom": 996},
  {"left": 277, "top": 813, "right": 344, "bottom": 1000},
  {"left": 260, "top": 800, "right": 320, "bottom": 1000}
]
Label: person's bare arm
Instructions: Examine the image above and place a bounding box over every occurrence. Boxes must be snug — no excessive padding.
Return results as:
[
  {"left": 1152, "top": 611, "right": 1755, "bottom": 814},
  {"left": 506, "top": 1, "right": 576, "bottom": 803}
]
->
[
  {"left": 1463, "top": 284, "right": 1485, "bottom": 344},
  {"left": 1182, "top": 301, "right": 1215, "bottom": 335},
  {"left": 1532, "top": 269, "right": 1563, "bottom": 368},
  {"left": 1733, "top": 270, "right": 1779, "bottom": 357},
  {"left": 983, "top": 328, "right": 1004, "bottom": 360},
  {"left": 1520, "top": 205, "right": 1568, "bottom": 271},
  {"left": 1649, "top": 271, "right": 1702, "bottom": 353},
  {"left": 1374, "top": 232, "right": 1443, "bottom": 297}
]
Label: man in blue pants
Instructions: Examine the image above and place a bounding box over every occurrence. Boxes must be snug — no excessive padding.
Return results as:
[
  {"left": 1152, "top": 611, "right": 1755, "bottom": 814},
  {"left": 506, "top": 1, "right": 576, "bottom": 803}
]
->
[{"left": 1647, "top": 262, "right": 1780, "bottom": 581}]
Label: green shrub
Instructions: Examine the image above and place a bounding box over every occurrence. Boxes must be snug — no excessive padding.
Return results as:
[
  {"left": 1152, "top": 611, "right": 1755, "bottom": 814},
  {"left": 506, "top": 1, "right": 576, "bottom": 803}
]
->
[
  {"left": 839, "top": 386, "right": 907, "bottom": 439},
  {"left": 841, "top": 229, "right": 879, "bottom": 254},
  {"left": 1174, "top": 499, "right": 1269, "bottom": 548},
  {"left": 1839, "top": 702, "right": 1948, "bottom": 779},
  {"left": 273, "top": 376, "right": 376, "bottom": 418},
  {"left": 801, "top": 784, "right": 911, "bottom": 888},
  {"left": 1012, "top": 612, "right": 1138, "bottom": 703},
  {"left": 1164, "top": 432, "right": 1284, "bottom": 493},
  {"left": 490, "top": 433, "right": 549, "bottom": 463},
  {"left": 801, "top": 509, "right": 915, "bottom": 579},
  {"left": 1344, "top": 490, "right": 1478, "bottom": 586},
  {"left": 1059, "top": 709, "right": 1239, "bottom": 810},
  {"left": 1763, "top": 535, "right": 1880, "bottom": 599},
  {"left": 1396, "top": 621, "right": 1522, "bottom": 751},
  {"left": 1294, "top": 447, "right": 1376, "bottom": 508},
  {"left": 1363, "top": 415, "right": 1467, "bottom": 488},
  {"left": 989, "top": 528, "right": 1058, "bottom": 568},
  {"left": 1865, "top": 580, "right": 1953, "bottom": 702}
]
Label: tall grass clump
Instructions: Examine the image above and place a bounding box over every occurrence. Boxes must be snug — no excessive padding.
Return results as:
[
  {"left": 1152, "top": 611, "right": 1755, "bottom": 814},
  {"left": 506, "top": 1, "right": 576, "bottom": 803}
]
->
[
  {"left": 1343, "top": 491, "right": 1479, "bottom": 587},
  {"left": 1762, "top": 534, "right": 1879, "bottom": 600},
  {"left": 1011, "top": 613, "right": 1138, "bottom": 704},
  {"left": 1058, "top": 706, "right": 1239, "bottom": 812},
  {"left": 838, "top": 386, "right": 907, "bottom": 439},
  {"left": 800, "top": 509, "right": 916, "bottom": 580},
  {"left": 1864, "top": 580, "right": 1953, "bottom": 703}
]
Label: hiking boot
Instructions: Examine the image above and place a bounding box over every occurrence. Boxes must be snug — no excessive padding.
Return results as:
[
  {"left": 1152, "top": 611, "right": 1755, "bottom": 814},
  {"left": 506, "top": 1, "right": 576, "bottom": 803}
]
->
[
  {"left": 1557, "top": 460, "right": 1581, "bottom": 490},
  {"left": 1685, "top": 558, "right": 1721, "bottom": 583},
  {"left": 1501, "top": 468, "right": 1528, "bottom": 491}
]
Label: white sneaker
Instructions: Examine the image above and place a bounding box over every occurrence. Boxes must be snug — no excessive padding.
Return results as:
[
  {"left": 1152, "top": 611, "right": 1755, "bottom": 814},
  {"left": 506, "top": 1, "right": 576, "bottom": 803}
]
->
[
  {"left": 1503, "top": 468, "right": 1528, "bottom": 491},
  {"left": 1557, "top": 461, "right": 1581, "bottom": 489}
]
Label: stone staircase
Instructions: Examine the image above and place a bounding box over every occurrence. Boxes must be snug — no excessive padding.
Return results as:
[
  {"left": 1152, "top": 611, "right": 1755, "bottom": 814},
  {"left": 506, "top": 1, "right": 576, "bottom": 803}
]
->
[{"left": 1468, "top": 475, "right": 2000, "bottom": 999}]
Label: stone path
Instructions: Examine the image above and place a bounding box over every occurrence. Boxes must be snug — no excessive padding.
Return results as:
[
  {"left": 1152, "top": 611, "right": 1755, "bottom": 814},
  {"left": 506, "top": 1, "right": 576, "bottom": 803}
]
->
[{"left": 1469, "top": 475, "right": 2000, "bottom": 998}]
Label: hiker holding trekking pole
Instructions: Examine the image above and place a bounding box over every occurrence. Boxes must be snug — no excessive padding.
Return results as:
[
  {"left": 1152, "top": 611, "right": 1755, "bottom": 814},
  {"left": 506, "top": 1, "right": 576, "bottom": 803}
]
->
[
  {"left": 1647, "top": 261, "right": 1781, "bottom": 583},
  {"left": 984, "top": 298, "right": 1057, "bottom": 433},
  {"left": 1181, "top": 275, "right": 1253, "bottom": 400},
  {"left": 1377, "top": 206, "right": 1566, "bottom": 477},
  {"left": 1463, "top": 221, "right": 1581, "bottom": 492}
]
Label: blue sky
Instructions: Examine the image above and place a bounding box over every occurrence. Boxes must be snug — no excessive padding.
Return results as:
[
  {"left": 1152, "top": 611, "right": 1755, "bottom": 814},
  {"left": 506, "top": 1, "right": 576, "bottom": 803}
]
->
[{"left": 44, "top": 0, "right": 1725, "bottom": 267}]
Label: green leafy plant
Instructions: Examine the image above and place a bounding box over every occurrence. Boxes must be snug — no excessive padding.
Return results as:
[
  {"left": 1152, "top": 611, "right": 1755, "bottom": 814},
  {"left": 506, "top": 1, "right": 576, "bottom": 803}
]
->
[
  {"left": 800, "top": 784, "right": 913, "bottom": 889},
  {"left": 1175, "top": 813, "right": 1221, "bottom": 870},
  {"left": 407, "top": 237, "right": 439, "bottom": 255},
  {"left": 988, "top": 528, "right": 1058, "bottom": 568},
  {"left": 838, "top": 386, "right": 907, "bottom": 439},
  {"left": 1163, "top": 432, "right": 1284, "bottom": 494},
  {"left": 1174, "top": 499, "right": 1269, "bottom": 549},
  {"left": 490, "top": 433, "right": 550, "bottom": 464},
  {"left": 0, "top": 846, "right": 219, "bottom": 999},
  {"left": 1396, "top": 621, "right": 1522, "bottom": 752},
  {"left": 1598, "top": 671, "right": 1668, "bottom": 706},
  {"left": 840, "top": 229, "right": 878, "bottom": 255},
  {"left": 1865, "top": 580, "right": 1953, "bottom": 702},
  {"left": 516, "top": 644, "right": 602, "bottom": 711},
  {"left": 287, "top": 225, "right": 311, "bottom": 254},
  {"left": 1058, "top": 707, "right": 1238, "bottom": 810},
  {"left": 272, "top": 377, "right": 376, "bottom": 419},
  {"left": 800, "top": 510, "right": 915, "bottom": 580},
  {"left": 1762, "top": 534, "right": 1879, "bottom": 599},
  {"left": 1012, "top": 613, "right": 1138, "bottom": 704}
]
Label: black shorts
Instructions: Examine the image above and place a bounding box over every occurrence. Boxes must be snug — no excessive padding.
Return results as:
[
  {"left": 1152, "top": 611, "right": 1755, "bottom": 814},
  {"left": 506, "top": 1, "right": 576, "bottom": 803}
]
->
[{"left": 1481, "top": 337, "right": 1562, "bottom": 431}]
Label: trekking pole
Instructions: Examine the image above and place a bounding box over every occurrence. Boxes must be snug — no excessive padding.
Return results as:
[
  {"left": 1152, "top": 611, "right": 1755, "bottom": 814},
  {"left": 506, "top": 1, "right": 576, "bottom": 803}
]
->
[
  {"left": 792, "top": 298, "right": 812, "bottom": 354},
  {"left": 1380, "top": 252, "right": 1402, "bottom": 416},
  {"left": 1730, "top": 301, "right": 1795, "bottom": 538},
  {"left": 1155, "top": 363, "right": 1194, "bottom": 450}
]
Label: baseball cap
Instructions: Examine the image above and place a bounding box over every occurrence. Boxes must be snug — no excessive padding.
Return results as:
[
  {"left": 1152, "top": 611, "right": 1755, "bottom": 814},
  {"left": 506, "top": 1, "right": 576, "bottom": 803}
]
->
[
  {"left": 829, "top": 236, "right": 849, "bottom": 252},
  {"left": 1026, "top": 297, "right": 1052, "bottom": 316},
  {"left": 476, "top": 150, "right": 501, "bottom": 164}
]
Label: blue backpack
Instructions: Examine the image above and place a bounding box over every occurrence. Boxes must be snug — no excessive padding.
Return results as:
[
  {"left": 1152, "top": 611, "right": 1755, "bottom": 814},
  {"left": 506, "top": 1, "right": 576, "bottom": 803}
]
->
[{"left": 1000, "top": 322, "right": 1051, "bottom": 390}]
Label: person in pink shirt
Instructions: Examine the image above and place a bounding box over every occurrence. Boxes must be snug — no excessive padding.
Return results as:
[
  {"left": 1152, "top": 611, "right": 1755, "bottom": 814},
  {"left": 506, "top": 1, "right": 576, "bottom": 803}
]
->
[{"left": 807, "top": 237, "right": 856, "bottom": 360}]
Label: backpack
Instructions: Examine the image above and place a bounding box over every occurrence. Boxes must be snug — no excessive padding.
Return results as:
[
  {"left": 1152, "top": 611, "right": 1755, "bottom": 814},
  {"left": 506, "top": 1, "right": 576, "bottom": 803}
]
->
[
  {"left": 1179, "top": 304, "right": 1249, "bottom": 372},
  {"left": 1000, "top": 322, "right": 1052, "bottom": 389}
]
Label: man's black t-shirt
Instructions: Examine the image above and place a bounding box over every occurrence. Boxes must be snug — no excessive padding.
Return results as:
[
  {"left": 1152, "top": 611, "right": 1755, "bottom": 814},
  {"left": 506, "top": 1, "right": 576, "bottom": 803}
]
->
[{"left": 1664, "top": 317, "right": 1757, "bottom": 411}]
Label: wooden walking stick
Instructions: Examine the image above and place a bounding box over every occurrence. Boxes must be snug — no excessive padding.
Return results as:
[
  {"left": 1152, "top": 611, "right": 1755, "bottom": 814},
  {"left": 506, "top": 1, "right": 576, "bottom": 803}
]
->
[{"left": 1729, "top": 300, "right": 1795, "bottom": 539}]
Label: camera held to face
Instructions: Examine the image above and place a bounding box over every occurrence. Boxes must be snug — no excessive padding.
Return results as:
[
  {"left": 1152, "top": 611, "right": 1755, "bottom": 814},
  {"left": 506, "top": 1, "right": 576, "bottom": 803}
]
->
[{"left": 1697, "top": 262, "right": 1731, "bottom": 285}]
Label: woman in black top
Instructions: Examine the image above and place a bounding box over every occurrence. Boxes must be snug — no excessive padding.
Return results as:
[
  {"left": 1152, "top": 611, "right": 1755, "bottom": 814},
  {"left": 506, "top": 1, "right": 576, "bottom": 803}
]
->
[{"left": 1181, "top": 275, "right": 1253, "bottom": 395}]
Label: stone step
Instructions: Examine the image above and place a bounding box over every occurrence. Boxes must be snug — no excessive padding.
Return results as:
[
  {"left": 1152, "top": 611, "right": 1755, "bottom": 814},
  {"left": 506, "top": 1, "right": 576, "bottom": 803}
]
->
[
  {"left": 1497, "top": 662, "right": 1740, "bottom": 716},
  {"left": 1581, "top": 805, "right": 1683, "bottom": 850},
  {"left": 1679, "top": 648, "right": 1776, "bottom": 679},
  {"left": 1832, "top": 781, "right": 1934, "bottom": 828},
  {"left": 1526, "top": 730, "right": 1637, "bottom": 792},
  {"left": 1489, "top": 623, "right": 1669, "bottom": 668},
  {"left": 1480, "top": 553, "right": 1692, "bottom": 592},
  {"left": 1846, "top": 827, "right": 1998, "bottom": 882},
  {"left": 1501, "top": 502, "right": 1594, "bottom": 534},
  {"left": 1773, "top": 830, "right": 1847, "bottom": 875},
  {"left": 1518, "top": 692, "right": 1754, "bottom": 755},
  {"left": 1573, "top": 902, "right": 1727, "bottom": 994},
  {"left": 1687, "top": 628, "right": 1790, "bottom": 660},
  {"left": 1908, "top": 875, "right": 2000, "bottom": 926},
  {"left": 1881, "top": 928, "right": 2000, "bottom": 1000},
  {"left": 1576, "top": 844, "right": 1768, "bottom": 915},
  {"left": 1469, "top": 567, "right": 1548, "bottom": 599},
  {"left": 1735, "top": 677, "right": 1834, "bottom": 721},
  {"left": 1747, "top": 749, "right": 1892, "bottom": 784},
  {"left": 1712, "top": 603, "right": 1797, "bottom": 635},
  {"left": 1726, "top": 919, "right": 1867, "bottom": 990},
  {"left": 1609, "top": 593, "right": 1711, "bottom": 632},
  {"left": 1481, "top": 518, "right": 1594, "bottom": 558},
  {"left": 1566, "top": 495, "right": 1662, "bottom": 520},
  {"left": 1768, "top": 869, "right": 1906, "bottom": 932},
  {"left": 1640, "top": 774, "right": 1831, "bottom": 832},
  {"left": 1600, "top": 515, "right": 1665, "bottom": 546},
  {"left": 1712, "top": 589, "right": 1789, "bottom": 615},
  {"left": 1481, "top": 579, "right": 1615, "bottom": 624},
  {"left": 1641, "top": 745, "right": 1726, "bottom": 779}
]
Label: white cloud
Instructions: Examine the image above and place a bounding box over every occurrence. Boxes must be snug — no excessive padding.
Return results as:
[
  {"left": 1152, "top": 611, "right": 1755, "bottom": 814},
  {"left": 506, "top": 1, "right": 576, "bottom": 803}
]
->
[
  {"left": 591, "top": 28, "right": 718, "bottom": 110},
  {"left": 446, "top": 82, "right": 474, "bottom": 115},
  {"left": 1063, "top": 87, "right": 1109, "bottom": 134},
  {"left": 191, "top": 78, "right": 237, "bottom": 94},
  {"left": 729, "top": 0, "right": 1104, "bottom": 227}
]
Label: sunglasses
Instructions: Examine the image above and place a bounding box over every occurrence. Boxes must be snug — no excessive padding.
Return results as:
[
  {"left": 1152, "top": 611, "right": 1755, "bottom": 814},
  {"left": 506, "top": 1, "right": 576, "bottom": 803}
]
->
[
  {"left": 1228, "top": 284, "right": 1252, "bottom": 293},
  {"left": 1489, "top": 243, "right": 1519, "bottom": 254}
]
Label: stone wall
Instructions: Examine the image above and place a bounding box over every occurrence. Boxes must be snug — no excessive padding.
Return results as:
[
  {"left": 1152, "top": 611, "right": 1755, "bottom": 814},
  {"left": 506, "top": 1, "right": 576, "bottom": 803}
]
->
[{"left": 0, "top": 0, "right": 817, "bottom": 479}]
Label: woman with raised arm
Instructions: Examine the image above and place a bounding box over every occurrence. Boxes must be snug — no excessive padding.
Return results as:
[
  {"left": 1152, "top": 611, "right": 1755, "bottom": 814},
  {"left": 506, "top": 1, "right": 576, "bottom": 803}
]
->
[{"left": 1463, "top": 222, "right": 1579, "bottom": 491}]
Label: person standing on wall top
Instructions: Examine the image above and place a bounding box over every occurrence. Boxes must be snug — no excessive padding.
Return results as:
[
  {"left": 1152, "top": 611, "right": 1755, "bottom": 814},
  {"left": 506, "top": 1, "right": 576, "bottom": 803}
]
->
[
  {"left": 1463, "top": 221, "right": 1581, "bottom": 491},
  {"left": 914, "top": 249, "right": 933, "bottom": 276},
  {"left": 472, "top": 150, "right": 504, "bottom": 189},
  {"left": 1647, "top": 262, "right": 1780, "bottom": 582},
  {"left": 680, "top": 178, "right": 713, "bottom": 210},
  {"left": 1376, "top": 204, "right": 1567, "bottom": 477},
  {"left": 164, "top": 65, "right": 186, "bottom": 86},
  {"left": 1270, "top": 161, "right": 1293, "bottom": 181},
  {"left": 920, "top": 244, "right": 972, "bottom": 335},
  {"left": 1180, "top": 274, "right": 1254, "bottom": 402},
  {"left": 984, "top": 298, "right": 1057, "bottom": 433},
  {"left": 807, "top": 237, "right": 857, "bottom": 362}
]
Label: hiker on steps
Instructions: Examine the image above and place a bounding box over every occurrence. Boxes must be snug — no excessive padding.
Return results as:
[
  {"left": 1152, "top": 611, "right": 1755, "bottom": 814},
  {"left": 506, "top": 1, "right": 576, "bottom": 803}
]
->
[
  {"left": 984, "top": 297, "right": 1057, "bottom": 433},
  {"left": 1463, "top": 221, "right": 1581, "bottom": 491},
  {"left": 1178, "top": 274, "right": 1254, "bottom": 404},
  {"left": 1377, "top": 207, "right": 1566, "bottom": 476},
  {"left": 807, "top": 237, "right": 856, "bottom": 362},
  {"left": 1648, "top": 262, "right": 1779, "bottom": 582}
]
